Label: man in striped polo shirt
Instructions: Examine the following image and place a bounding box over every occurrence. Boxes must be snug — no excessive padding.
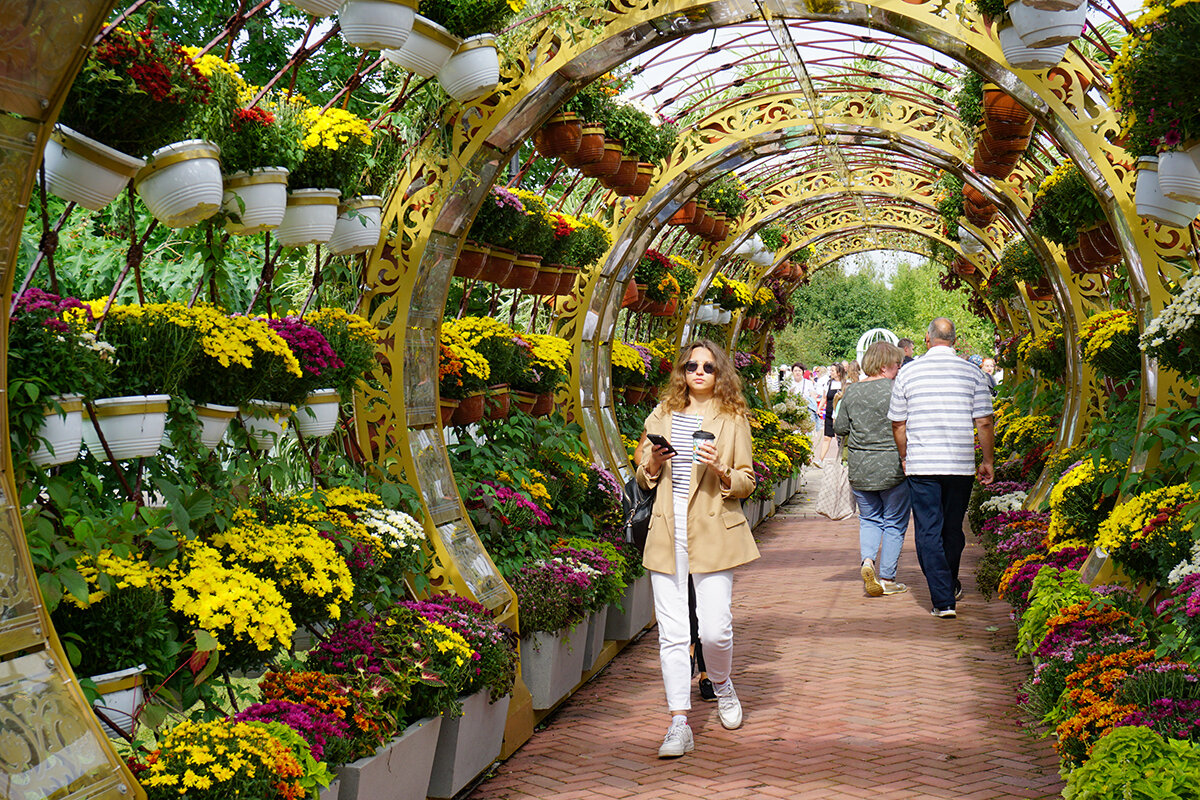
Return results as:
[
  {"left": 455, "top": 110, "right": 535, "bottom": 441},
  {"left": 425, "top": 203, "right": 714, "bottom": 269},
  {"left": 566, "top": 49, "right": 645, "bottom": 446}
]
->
[{"left": 888, "top": 318, "right": 995, "bottom": 619}]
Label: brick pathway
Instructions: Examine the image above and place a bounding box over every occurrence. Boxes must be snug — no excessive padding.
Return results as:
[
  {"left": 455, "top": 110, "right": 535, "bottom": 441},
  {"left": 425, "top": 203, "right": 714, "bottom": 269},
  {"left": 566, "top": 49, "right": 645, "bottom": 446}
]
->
[{"left": 470, "top": 468, "right": 1064, "bottom": 799}]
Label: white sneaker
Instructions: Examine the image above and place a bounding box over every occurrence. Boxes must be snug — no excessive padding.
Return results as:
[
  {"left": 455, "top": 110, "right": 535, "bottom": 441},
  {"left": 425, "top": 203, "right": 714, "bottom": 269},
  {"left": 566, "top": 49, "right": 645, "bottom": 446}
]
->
[
  {"left": 861, "top": 559, "right": 883, "bottom": 597},
  {"left": 657, "top": 722, "right": 694, "bottom": 758},
  {"left": 715, "top": 682, "right": 743, "bottom": 730},
  {"left": 881, "top": 579, "right": 908, "bottom": 595}
]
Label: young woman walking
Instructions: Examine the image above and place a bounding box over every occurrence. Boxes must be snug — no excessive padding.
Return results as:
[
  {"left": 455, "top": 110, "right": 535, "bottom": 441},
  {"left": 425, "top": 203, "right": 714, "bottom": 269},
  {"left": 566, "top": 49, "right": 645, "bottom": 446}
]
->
[{"left": 637, "top": 339, "right": 758, "bottom": 758}]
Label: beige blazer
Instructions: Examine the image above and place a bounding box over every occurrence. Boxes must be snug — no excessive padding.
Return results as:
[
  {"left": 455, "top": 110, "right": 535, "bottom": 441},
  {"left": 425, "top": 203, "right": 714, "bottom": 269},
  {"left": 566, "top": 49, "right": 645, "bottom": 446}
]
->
[{"left": 635, "top": 403, "right": 759, "bottom": 574}]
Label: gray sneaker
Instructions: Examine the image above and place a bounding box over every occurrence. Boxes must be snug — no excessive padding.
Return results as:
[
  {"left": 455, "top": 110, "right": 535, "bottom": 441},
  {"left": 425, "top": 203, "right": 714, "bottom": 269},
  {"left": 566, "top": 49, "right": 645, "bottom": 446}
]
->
[
  {"left": 861, "top": 559, "right": 883, "bottom": 597},
  {"left": 880, "top": 579, "right": 908, "bottom": 595},
  {"left": 657, "top": 722, "right": 694, "bottom": 758},
  {"left": 931, "top": 607, "right": 957, "bottom": 619},
  {"left": 715, "top": 682, "right": 743, "bottom": 730}
]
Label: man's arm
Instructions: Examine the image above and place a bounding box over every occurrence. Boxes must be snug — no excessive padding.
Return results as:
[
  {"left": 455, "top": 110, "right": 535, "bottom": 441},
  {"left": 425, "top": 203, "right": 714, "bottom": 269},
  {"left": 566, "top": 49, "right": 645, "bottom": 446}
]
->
[
  {"left": 891, "top": 420, "right": 907, "bottom": 473},
  {"left": 975, "top": 414, "right": 995, "bottom": 485}
]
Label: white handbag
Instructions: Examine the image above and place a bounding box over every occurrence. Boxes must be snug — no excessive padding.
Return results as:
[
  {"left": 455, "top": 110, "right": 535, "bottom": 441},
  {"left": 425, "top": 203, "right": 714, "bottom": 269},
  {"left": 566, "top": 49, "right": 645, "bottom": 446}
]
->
[{"left": 815, "top": 453, "right": 856, "bottom": 520}]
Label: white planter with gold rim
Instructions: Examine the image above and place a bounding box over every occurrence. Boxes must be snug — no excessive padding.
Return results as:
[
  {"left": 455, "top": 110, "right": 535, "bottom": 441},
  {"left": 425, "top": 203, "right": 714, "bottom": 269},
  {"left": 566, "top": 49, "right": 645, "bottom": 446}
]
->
[
  {"left": 90, "top": 663, "right": 147, "bottom": 739},
  {"left": 293, "top": 389, "right": 340, "bottom": 438},
  {"left": 82, "top": 395, "right": 170, "bottom": 461},
  {"left": 437, "top": 35, "right": 500, "bottom": 103},
  {"left": 339, "top": 0, "right": 417, "bottom": 49},
  {"left": 31, "top": 394, "right": 83, "bottom": 467},
  {"left": 194, "top": 402, "right": 238, "bottom": 449},
  {"left": 1135, "top": 157, "right": 1200, "bottom": 227},
  {"left": 1007, "top": 0, "right": 1087, "bottom": 47},
  {"left": 42, "top": 126, "right": 145, "bottom": 211},
  {"left": 327, "top": 195, "right": 383, "bottom": 255},
  {"left": 223, "top": 167, "right": 290, "bottom": 235},
  {"left": 134, "top": 140, "right": 223, "bottom": 228},
  {"left": 274, "top": 188, "right": 342, "bottom": 248},
  {"left": 240, "top": 399, "right": 292, "bottom": 451},
  {"left": 997, "top": 24, "right": 1068, "bottom": 71},
  {"left": 382, "top": 16, "right": 459, "bottom": 77}
]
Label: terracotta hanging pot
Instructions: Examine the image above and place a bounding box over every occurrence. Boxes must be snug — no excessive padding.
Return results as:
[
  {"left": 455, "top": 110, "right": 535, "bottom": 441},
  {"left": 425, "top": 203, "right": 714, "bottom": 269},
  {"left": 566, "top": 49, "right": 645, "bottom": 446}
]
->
[
  {"left": 439, "top": 397, "right": 460, "bottom": 427},
  {"left": 580, "top": 140, "right": 623, "bottom": 178},
  {"left": 554, "top": 264, "right": 581, "bottom": 295},
  {"left": 621, "top": 162, "right": 655, "bottom": 197},
  {"left": 952, "top": 256, "right": 977, "bottom": 276},
  {"left": 1026, "top": 276, "right": 1054, "bottom": 302},
  {"left": 533, "top": 112, "right": 583, "bottom": 159},
  {"left": 512, "top": 390, "right": 537, "bottom": 414},
  {"left": 668, "top": 200, "right": 697, "bottom": 226},
  {"left": 529, "top": 264, "right": 561, "bottom": 295},
  {"left": 705, "top": 213, "right": 728, "bottom": 242},
  {"left": 601, "top": 157, "right": 639, "bottom": 190},
  {"left": 484, "top": 384, "right": 510, "bottom": 420},
  {"left": 1076, "top": 222, "right": 1122, "bottom": 267},
  {"left": 982, "top": 85, "right": 1035, "bottom": 141},
  {"left": 531, "top": 392, "right": 554, "bottom": 416},
  {"left": 973, "top": 143, "right": 1021, "bottom": 180},
  {"left": 561, "top": 123, "right": 606, "bottom": 168},
  {"left": 478, "top": 245, "right": 515, "bottom": 285},
  {"left": 620, "top": 278, "right": 640, "bottom": 309},
  {"left": 624, "top": 386, "right": 647, "bottom": 404},
  {"left": 693, "top": 213, "right": 716, "bottom": 238},
  {"left": 451, "top": 392, "right": 486, "bottom": 425},
  {"left": 454, "top": 240, "right": 489, "bottom": 279},
  {"left": 653, "top": 297, "right": 678, "bottom": 317},
  {"left": 501, "top": 255, "right": 541, "bottom": 291}
]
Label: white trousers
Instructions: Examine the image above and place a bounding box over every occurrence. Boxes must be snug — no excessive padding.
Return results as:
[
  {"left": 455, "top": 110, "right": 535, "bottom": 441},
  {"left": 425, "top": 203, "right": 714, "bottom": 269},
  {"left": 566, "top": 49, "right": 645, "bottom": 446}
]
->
[{"left": 651, "top": 495, "right": 734, "bottom": 712}]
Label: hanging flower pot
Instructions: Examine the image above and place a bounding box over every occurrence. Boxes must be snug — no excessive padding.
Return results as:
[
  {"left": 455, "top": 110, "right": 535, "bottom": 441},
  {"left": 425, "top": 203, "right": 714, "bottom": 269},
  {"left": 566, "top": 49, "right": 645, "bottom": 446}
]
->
[
  {"left": 694, "top": 303, "right": 717, "bottom": 324},
  {"left": 437, "top": 35, "right": 500, "bottom": 103},
  {"left": 620, "top": 278, "right": 640, "bottom": 309},
  {"left": 683, "top": 201, "right": 710, "bottom": 235},
  {"left": 963, "top": 184, "right": 998, "bottom": 227},
  {"left": 478, "top": 245, "right": 515, "bottom": 285},
  {"left": 1017, "top": 0, "right": 1085, "bottom": 10},
  {"left": 339, "top": 0, "right": 417, "bottom": 50},
  {"left": 706, "top": 212, "right": 728, "bottom": 242},
  {"left": 561, "top": 124, "right": 605, "bottom": 169},
  {"left": 285, "top": 0, "right": 342, "bottom": 15},
  {"left": 533, "top": 112, "right": 584, "bottom": 159},
  {"left": 554, "top": 264, "right": 581, "bottom": 295},
  {"left": 1157, "top": 151, "right": 1200, "bottom": 204},
  {"left": 484, "top": 384, "right": 510, "bottom": 420},
  {"left": 653, "top": 297, "right": 678, "bottom": 317},
  {"left": 222, "top": 168, "right": 290, "bottom": 235},
  {"left": 624, "top": 386, "right": 647, "bottom": 404},
  {"left": 328, "top": 195, "right": 384, "bottom": 255},
  {"left": 274, "top": 188, "right": 342, "bottom": 248},
  {"left": 973, "top": 140, "right": 1021, "bottom": 180},
  {"left": 952, "top": 256, "right": 976, "bottom": 275},
  {"left": 193, "top": 402, "right": 238, "bottom": 449},
  {"left": 529, "top": 264, "right": 562, "bottom": 295},
  {"left": 981, "top": 85, "right": 1035, "bottom": 141},
  {"left": 512, "top": 390, "right": 537, "bottom": 415},
  {"left": 621, "top": 162, "right": 655, "bottom": 197},
  {"left": 1135, "top": 157, "right": 1200, "bottom": 227},
  {"left": 601, "top": 157, "right": 639, "bottom": 190},
  {"left": 380, "top": 15, "right": 458, "bottom": 77},
  {"left": 42, "top": 125, "right": 145, "bottom": 211},
  {"left": 31, "top": 395, "right": 83, "bottom": 467},
  {"left": 451, "top": 391, "right": 486, "bottom": 425},
  {"left": 1026, "top": 276, "right": 1055, "bottom": 302},
  {"left": 240, "top": 399, "right": 291, "bottom": 450},
  {"left": 997, "top": 24, "right": 1069, "bottom": 71},
  {"left": 293, "top": 388, "right": 341, "bottom": 438},
  {"left": 580, "top": 141, "right": 623, "bottom": 178},
  {"left": 1077, "top": 221, "right": 1123, "bottom": 267},
  {"left": 668, "top": 199, "right": 697, "bottom": 226},
  {"left": 455, "top": 240, "right": 490, "bottom": 279},
  {"left": 89, "top": 664, "right": 147, "bottom": 739},
  {"left": 438, "top": 397, "right": 460, "bottom": 426},
  {"left": 532, "top": 391, "right": 555, "bottom": 416},
  {"left": 501, "top": 255, "right": 541, "bottom": 291},
  {"left": 83, "top": 395, "right": 170, "bottom": 461},
  {"left": 1007, "top": 0, "right": 1087, "bottom": 47},
  {"left": 134, "top": 140, "right": 223, "bottom": 228}
]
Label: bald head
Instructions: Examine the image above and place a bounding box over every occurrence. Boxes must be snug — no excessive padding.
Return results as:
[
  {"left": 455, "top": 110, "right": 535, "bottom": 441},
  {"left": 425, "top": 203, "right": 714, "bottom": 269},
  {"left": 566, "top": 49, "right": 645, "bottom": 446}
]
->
[{"left": 926, "top": 318, "right": 956, "bottom": 345}]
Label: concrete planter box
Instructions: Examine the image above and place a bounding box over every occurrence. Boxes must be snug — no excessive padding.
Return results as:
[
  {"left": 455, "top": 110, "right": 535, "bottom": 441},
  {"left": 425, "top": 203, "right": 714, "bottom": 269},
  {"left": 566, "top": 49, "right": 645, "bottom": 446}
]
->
[
  {"left": 774, "top": 481, "right": 788, "bottom": 508},
  {"left": 521, "top": 624, "right": 587, "bottom": 710},
  {"left": 581, "top": 607, "right": 610, "bottom": 673},
  {"left": 338, "top": 715, "right": 442, "bottom": 800},
  {"left": 426, "top": 689, "right": 511, "bottom": 798},
  {"left": 320, "top": 778, "right": 340, "bottom": 800},
  {"left": 605, "top": 573, "right": 653, "bottom": 640}
]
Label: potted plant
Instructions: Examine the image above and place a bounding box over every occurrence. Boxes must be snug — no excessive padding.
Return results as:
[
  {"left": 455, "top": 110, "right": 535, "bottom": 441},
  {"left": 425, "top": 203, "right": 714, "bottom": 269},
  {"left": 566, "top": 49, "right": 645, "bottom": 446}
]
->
[
  {"left": 1017, "top": 321, "right": 1066, "bottom": 379},
  {"left": 633, "top": 248, "right": 669, "bottom": 308},
  {"left": 47, "top": 24, "right": 212, "bottom": 211},
  {"left": 508, "top": 189, "right": 558, "bottom": 291},
  {"left": 439, "top": 327, "right": 491, "bottom": 424},
  {"left": 513, "top": 333, "right": 570, "bottom": 413},
  {"left": 7, "top": 289, "right": 114, "bottom": 470},
  {"left": 1079, "top": 309, "right": 1141, "bottom": 382},
  {"left": 1140, "top": 273, "right": 1200, "bottom": 378},
  {"left": 467, "top": 186, "right": 527, "bottom": 283},
  {"left": 340, "top": 0, "right": 418, "bottom": 50},
  {"left": 989, "top": 239, "right": 1047, "bottom": 303},
  {"left": 610, "top": 341, "right": 648, "bottom": 392},
  {"left": 443, "top": 317, "right": 521, "bottom": 420},
  {"left": 388, "top": 0, "right": 521, "bottom": 79},
  {"left": 552, "top": 539, "right": 624, "bottom": 671},
  {"left": 260, "top": 316, "right": 345, "bottom": 438},
  {"left": 1026, "top": 162, "right": 1115, "bottom": 273},
  {"left": 306, "top": 307, "right": 380, "bottom": 402},
  {"left": 277, "top": 105, "right": 374, "bottom": 248}
]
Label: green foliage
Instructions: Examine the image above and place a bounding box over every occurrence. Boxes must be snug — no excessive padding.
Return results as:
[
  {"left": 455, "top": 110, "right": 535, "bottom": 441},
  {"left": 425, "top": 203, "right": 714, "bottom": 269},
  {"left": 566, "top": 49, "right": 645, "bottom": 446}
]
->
[
  {"left": 1027, "top": 163, "right": 1108, "bottom": 247},
  {"left": 970, "top": 0, "right": 1008, "bottom": 22},
  {"left": 560, "top": 217, "right": 611, "bottom": 269},
  {"left": 206, "top": 88, "right": 306, "bottom": 176},
  {"left": 419, "top": 0, "right": 521, "bottom": 38},
  {"left": 954, "top": 71, "right": 986, "bottom": 130},
  {"left": 935, "top": 173, "right": 965, "bottom": 239},
  {"left": 702, "top": 174, "right": 747, "bottom": 217},
  {"left": 758, "top": 225, "right": 784, "bottom": 252},
  {"left": 53, "top": 586, "right": 179, "bottom": 678},
  {"left": 1015, "top": 567, "right": 1094, "bottom": 657},
  {"left": 561, "top": 80, "right": 617, "bottom": 124},
  {"left": 602, "top": 104, "right": 660, "bottom": 161},
  {"left": 1063, "top": 726, "right": 1200, "bottom": 800}
]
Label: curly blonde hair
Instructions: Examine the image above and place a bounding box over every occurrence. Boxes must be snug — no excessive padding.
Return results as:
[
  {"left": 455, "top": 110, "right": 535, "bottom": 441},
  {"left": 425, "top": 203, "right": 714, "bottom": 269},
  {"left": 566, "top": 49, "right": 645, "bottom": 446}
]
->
[{"left": 659, "top": 339, "right": 749, "bottom": 417}]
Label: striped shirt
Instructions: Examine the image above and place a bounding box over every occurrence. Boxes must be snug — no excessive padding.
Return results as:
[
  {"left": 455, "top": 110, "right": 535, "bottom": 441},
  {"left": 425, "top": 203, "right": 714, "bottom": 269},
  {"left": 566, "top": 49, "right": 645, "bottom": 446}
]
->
[
  {"left": 887, "top": 346, "right": 994, "bottom": 476},
  {"left": 670, "top": 413, "right": 703, "bottom": 501}
]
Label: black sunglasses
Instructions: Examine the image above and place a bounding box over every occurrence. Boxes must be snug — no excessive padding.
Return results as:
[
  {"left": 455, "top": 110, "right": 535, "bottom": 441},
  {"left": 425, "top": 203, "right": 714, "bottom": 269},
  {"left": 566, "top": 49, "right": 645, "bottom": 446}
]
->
[{"left": 685, "top": 361, "right": 716, "bottom": 375}]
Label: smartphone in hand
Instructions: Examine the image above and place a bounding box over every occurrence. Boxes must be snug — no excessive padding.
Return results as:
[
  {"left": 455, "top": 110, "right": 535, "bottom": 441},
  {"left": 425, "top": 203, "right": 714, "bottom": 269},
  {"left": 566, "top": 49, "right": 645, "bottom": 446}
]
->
[{"left": 645, "top": 433, "right": 677, "bottom": 456}]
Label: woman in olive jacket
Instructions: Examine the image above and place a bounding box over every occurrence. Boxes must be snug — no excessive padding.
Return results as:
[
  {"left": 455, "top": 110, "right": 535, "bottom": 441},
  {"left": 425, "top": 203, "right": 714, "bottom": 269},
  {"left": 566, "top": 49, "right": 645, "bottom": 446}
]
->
[{"left": 636, "top": 339, "right": 757, "bottom": 758}]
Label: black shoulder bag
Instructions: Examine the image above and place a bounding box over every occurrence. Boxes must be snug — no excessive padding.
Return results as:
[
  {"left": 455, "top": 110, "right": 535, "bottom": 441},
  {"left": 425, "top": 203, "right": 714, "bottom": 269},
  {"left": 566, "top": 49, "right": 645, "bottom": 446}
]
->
[{"left": 621, "top": 476, "right": 656, "bottom": 556}]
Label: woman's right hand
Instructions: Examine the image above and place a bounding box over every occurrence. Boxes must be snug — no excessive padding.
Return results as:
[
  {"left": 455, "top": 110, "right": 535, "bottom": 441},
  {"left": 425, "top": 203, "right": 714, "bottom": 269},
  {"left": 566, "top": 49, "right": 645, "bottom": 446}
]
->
[{"left": 645, "top": 442, "right": 670, "bottom": 477}]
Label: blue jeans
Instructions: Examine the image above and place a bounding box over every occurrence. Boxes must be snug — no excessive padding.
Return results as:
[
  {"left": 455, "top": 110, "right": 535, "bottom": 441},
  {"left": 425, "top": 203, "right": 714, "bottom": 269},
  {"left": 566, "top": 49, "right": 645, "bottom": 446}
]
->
[
  {"left": 907, "top": 475, "right": 975, "bottom": 610},
  {"left": 853, "top": 482, "right": 911, "bottom": 581}
]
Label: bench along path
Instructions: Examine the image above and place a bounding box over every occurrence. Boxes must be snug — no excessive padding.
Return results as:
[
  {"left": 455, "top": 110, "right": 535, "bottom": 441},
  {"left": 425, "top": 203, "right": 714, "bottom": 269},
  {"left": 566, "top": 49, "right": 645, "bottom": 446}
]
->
[{"left": 469, "top": 468, "right": 1064, "bottom": 799}]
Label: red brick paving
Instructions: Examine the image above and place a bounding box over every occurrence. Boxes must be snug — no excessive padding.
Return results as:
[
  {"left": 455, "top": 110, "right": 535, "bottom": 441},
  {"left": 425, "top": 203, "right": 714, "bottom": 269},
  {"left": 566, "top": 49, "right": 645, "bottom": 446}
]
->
[{"left": 469, "top": 472, "right": 1064, "bottom": 799}]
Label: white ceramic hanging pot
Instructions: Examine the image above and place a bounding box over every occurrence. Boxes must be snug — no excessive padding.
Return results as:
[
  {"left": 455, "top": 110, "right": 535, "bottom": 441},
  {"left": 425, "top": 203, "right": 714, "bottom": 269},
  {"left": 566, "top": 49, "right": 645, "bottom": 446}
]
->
[
  {"left": 223, "top": 167, "right": 290, "bottom": 235},
  {"left": 274, "top": 188, "right": 342, "bottom": 248},
  {"left": 998, "top": 24, "right": 1068, "bottom": 70},
  {"left": 1016, "top": 0, "right": 1085, "bottom": 10},
  {"left": 327, "top": 195, "right": 384, "bottom": 255},
  {"left": 134, "top": 140, "right": 223, "bottom": 228},
  {"left": 437, "top": 35, "right": 500, "bottom": 103},
  {"left": 286, "top": 0, "right": 342, "bottom": 15},
  {"left": 717, "top": 309, "right": 732, "bottom": 324},
  {"left": 31, "top": 394, "right": 83, "bottom": 467},
  {"left": 381, "top": 16, "right": 460, "bottom": 78},
  {"left": 194, "top": 402, "right": 238, "bottom": 449},
  {"left": 1135, "top": 157, "right": 1200, "bottom": 227},
  {"left": 240, "top": 400, "right": 292, "bottom": 451},
  {"left": 293, "top": 389, "right": 340, "bottom": 438},
  {"left": 1008, "top": 1, "right": 1087, "bottom": 47},
  {"left": 42, "top": 126, "right": 145, "bottom": 211},
  {"left": 339, "top": 0, "right": 417, "bottom": 50},
  {"left": 82, "top": 395, "right": 170, "bottom": 461},
  {"left": 749, "top": 248, "right": 774, "bottom": 267},
  {"left": 89, "top": 664, "right": 147, "bottom": 739},
  {"left": 1157, "top": 151, "right": 1200, "bottom": 204}
]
